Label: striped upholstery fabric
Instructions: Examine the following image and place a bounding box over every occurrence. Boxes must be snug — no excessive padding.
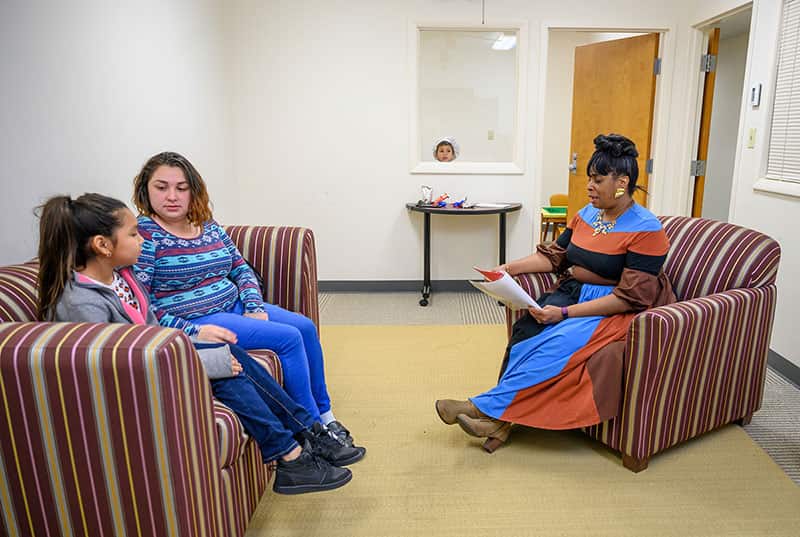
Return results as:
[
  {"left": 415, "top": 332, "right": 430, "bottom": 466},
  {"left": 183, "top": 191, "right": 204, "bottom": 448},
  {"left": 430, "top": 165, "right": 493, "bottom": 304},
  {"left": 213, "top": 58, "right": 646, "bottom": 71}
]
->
[
  {"left": 214, "top": 401, "right": 251, "bottom": 470},
  {"left": 0, "top": 226, "right": 318, "bottom": 535},
  {"left": 659, "top": 216, "right": 780, "bottom": 300},
  {"left": 0, "top": 322, "right": 225, "bottom": 536},
  {"left": 509, "top": 217, "right": 780, "bottom": 470},
  {"left": 0, "top": 263, "right": 38, "bottom": 322},
  {"left": 225, "top": 226, "right": 320, "bottom": 330},
  {"left": 219, "top": 440, "right": 269, "bottom": 537}
]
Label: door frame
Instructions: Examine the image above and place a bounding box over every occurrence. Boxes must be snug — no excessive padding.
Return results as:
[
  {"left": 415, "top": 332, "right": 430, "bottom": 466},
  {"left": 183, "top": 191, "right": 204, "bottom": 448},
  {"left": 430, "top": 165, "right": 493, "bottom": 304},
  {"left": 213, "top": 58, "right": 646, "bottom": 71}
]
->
[
  {"left": 534, "top": 23, "right": 678, "bottom": 251},
  {"left": 687, "top": 3, "right": 755, "bottom": 222}
]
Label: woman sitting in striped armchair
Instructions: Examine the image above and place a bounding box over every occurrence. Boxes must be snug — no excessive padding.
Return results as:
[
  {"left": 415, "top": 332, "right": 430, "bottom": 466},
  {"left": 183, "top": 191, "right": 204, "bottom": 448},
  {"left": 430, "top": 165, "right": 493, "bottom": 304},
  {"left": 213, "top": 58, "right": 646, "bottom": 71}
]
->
[
  {"left": 37, "top": 193, "right": 362, "bottom": 494},
  {"left": 436, "top": 134, "right": 676, "bottom": 451},
  {"left": 130, "top": 152, "right": 363, "bottom": 453}
]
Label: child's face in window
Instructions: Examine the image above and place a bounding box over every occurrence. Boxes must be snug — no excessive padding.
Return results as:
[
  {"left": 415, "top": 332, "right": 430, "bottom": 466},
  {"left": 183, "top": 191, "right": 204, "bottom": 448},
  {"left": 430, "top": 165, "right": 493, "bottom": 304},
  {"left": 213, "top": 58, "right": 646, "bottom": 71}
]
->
[{"left": 436, "top": 144, "right": 454, "bottom": 162}]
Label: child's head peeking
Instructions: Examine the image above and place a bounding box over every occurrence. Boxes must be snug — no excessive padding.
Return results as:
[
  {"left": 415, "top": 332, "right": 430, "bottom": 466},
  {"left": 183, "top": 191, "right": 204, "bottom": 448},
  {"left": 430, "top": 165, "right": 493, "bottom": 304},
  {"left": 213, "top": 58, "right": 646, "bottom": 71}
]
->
[{"left": 433, "top": 137, "right": 459, "bottom": 162}]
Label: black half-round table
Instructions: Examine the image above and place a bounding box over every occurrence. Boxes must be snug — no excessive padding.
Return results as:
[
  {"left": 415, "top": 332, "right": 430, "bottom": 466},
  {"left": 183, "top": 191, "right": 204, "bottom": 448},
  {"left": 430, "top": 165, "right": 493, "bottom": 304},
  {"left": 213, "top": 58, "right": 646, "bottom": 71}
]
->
[{"left": 405, "top": 202, "right": 523, "bottom": 306}]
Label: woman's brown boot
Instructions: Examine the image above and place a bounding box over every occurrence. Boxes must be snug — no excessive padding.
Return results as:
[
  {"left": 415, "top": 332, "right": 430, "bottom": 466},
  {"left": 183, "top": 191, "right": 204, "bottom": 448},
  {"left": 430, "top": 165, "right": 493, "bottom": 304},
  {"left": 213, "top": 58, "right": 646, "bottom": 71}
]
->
[
  {"left": 455, "top": 414, "right": 512, "bottom": 453},
  {"left": 435, "top": 399, "right": 482, "bottom": 425}
]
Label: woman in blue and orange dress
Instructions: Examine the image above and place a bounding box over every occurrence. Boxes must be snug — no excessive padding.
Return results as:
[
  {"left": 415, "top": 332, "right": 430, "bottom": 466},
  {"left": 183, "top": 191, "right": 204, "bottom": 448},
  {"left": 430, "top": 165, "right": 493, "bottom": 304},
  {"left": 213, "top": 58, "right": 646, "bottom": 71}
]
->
[{"left": 435, "top": 134, "right": 676, "bottom": 451}]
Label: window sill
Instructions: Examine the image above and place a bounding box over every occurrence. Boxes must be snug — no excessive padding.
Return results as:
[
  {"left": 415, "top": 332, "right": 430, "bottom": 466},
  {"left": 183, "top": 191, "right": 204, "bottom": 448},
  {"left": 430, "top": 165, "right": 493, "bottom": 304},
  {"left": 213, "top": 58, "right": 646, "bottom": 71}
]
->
[
  {"left": 410, "top": 161, "right": 524, "bottom": 175},
  {"left": 753, "top": 177, "right": 800, "bottom": 199}
]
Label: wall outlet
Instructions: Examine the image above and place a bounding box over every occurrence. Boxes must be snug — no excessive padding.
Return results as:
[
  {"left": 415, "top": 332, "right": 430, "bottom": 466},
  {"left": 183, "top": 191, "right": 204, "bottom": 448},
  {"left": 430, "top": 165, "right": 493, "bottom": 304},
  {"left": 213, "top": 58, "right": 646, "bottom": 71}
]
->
[
  {"left": 487, "top": 129, "right": 495, "bottom": 140},
  {"left": 747, "top": 128, "right": 757, "bottom": 149}
]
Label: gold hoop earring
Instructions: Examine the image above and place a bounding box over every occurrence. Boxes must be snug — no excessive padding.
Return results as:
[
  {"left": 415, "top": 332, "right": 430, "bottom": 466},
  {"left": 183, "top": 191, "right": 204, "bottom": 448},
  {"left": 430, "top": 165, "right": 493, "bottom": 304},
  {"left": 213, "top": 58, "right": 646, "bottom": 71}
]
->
[{"left": 614, "top": 188, "right": 625, "bottom": 199}]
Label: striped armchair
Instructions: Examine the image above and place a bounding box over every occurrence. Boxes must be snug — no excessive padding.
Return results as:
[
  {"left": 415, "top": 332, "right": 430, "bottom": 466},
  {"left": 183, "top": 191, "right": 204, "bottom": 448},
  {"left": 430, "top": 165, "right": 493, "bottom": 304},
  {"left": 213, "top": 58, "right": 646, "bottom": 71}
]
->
[
  {"left": 0, "top": 226, "right": 319, "bottom": 537},
  {"left": 508, "top": 217, "right": 781, "bottom": 472}
]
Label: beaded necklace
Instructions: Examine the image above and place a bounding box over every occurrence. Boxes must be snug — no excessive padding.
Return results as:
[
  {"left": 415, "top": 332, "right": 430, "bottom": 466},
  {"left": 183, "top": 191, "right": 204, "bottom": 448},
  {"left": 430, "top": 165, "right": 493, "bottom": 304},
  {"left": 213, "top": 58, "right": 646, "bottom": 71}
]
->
[{"left": 591, "top": 200, "right": 634, "bottom": 236}]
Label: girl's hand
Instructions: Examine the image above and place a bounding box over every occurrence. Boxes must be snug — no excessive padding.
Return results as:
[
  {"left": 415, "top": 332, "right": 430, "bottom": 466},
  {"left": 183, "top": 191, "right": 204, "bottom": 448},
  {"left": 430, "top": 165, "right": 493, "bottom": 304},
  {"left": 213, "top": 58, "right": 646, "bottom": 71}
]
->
[
  {"left": 230, "top": 356, "right": 243, "bottom": 376},
  {"left": 197, "top": 324, "right": 238, "bottom": 344},
  {"left": 528, "top": 305, "right": 565, "bottom": 325},
  {"left": 244, "top": 312, "right": 269, "bottom": 321}
]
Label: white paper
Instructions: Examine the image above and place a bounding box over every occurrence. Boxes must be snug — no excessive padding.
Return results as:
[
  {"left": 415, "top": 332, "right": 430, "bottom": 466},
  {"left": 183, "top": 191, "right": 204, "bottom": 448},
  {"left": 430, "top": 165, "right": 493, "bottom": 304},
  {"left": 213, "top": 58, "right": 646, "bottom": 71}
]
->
[
  {"left": 473, "top": 203, "right": 511, "bottom": 208},
  {"left": 469, "top": 272, "right": 541, "bottom": 310}
]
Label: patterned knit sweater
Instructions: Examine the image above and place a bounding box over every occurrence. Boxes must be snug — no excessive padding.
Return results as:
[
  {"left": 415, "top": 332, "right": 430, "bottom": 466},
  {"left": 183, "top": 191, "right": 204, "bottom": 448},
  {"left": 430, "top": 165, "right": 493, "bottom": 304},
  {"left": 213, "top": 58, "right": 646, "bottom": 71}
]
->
[{"left": 134, "top": 216, "right": 265, "bottom": 335}]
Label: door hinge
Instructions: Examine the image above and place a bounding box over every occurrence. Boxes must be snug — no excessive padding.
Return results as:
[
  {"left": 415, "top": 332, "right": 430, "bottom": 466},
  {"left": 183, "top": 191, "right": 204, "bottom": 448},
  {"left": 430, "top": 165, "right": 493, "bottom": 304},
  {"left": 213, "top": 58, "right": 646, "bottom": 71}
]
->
[
  {"left": 646, "top": 159, "right": 654, "bottom": 174},
  {"left": 701, "top": 54, "right": 717, "bottom": 73},
  {"left": 653, "top": 57, "right": 662, "bottom": 75},
  {"left": 690, "top": 160, "right": 707, "bottom": 176}
]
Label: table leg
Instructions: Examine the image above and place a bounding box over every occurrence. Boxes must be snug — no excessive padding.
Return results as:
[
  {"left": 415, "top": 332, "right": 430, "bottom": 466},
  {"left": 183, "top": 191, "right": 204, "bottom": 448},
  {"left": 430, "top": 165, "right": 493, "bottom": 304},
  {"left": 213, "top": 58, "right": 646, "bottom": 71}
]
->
[
  {"left": 420, "top": 212, "right": 431, "bottom": 306},
  {"left": 497, "top": 213, "right": 507, "bottom": 307},
  {"left": 499, "top": 213, "right": 507, "bottom": 265}
]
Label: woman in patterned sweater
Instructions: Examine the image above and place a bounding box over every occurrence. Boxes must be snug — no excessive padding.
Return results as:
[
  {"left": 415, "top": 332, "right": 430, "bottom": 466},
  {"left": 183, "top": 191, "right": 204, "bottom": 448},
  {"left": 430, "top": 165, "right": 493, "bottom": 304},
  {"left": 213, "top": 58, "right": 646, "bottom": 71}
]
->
[
  {"left": 436, "top": 134, "right": 676, "bottom": 451},
  {"left": 131, "top": 152, "right": 361, "bottom": 450},
  {"left": 37, "top": 193, "right": 361, "bottom": 494}
]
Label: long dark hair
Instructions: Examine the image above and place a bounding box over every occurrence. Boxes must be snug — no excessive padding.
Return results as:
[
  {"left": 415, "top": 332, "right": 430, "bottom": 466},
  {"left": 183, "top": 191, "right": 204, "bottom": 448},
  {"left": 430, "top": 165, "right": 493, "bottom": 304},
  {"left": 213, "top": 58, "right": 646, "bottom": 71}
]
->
[
  {"left": 586, "top": 134, "right": 645, "bottom": 195},
  {"left": 36, "top": 193, "right": 127, "bottom": 321},
  {"left": 132, "top": 151, "right": 213, "bottom": 226}
]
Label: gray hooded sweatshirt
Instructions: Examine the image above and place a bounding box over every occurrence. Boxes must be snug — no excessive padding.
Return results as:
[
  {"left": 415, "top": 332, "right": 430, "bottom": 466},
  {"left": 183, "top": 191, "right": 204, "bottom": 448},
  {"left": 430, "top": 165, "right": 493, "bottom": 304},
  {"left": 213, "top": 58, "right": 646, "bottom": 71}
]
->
[{"left": 55, "top": 271, "right": 235, "bottom": 379}]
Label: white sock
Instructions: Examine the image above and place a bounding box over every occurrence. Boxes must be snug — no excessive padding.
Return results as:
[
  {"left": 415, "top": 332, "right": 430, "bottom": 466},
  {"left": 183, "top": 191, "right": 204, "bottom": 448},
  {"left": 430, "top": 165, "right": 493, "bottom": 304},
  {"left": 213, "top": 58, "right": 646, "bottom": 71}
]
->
[{"left": 319, "top": 411, "right": 336, "bottom": 425}]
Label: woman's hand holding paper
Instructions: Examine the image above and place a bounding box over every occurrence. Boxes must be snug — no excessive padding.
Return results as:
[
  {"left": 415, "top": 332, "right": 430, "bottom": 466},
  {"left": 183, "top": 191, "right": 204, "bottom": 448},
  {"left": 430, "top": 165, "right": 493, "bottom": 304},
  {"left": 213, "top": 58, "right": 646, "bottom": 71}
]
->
[{"left": 528, "top": 305, "right": 564, "bottom": 324}]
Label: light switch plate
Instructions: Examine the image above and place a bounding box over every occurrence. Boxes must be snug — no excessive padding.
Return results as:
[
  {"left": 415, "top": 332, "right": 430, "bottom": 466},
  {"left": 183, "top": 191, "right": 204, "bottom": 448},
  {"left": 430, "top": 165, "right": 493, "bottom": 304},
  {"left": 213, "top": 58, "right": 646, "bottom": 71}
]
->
[{"left": 750, "top": 83, "right": 762, "bottom": 107}]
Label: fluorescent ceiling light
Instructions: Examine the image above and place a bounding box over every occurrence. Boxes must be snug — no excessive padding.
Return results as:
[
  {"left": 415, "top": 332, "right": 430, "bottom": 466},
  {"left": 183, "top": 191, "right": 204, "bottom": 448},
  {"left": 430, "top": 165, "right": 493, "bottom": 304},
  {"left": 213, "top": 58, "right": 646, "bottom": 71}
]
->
[{"left": 492, "top": 33, "right": 516, "bottom": 50}]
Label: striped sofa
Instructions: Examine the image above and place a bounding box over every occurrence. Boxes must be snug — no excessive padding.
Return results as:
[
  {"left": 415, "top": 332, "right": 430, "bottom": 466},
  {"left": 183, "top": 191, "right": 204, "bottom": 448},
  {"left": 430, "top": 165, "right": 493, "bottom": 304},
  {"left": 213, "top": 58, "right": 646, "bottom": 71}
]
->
[
  {"left": 0, "top": 226, "right": 319, "bottom": 537},
  {"left": 508, "top": 216, "right": 781, "bottom": 472}
]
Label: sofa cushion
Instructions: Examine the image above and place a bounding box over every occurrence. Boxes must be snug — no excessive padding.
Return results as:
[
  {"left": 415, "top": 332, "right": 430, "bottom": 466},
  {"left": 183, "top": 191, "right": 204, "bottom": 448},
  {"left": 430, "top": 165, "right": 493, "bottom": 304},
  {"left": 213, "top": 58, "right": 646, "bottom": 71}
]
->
[
  {"left": 0, "top": 262, "right": 39, "bottom": 322},
  {"left": 213, "top": 349, "right": 282, "bottom": 469}
]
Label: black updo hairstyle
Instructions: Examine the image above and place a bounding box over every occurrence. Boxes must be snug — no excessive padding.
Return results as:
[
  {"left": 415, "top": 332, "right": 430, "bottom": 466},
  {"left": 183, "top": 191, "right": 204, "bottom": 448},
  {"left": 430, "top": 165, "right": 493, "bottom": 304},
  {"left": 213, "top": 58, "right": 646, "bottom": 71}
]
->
[{"left": 586, "top": 134, "right": 644, "bottom": 195}]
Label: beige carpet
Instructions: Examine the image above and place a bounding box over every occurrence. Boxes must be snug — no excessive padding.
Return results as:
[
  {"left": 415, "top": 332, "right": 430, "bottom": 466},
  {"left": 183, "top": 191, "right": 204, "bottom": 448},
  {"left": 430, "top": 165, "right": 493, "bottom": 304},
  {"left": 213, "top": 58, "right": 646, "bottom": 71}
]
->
[{"left": 246, "top": 325, "right": 800, "bottom": 537}]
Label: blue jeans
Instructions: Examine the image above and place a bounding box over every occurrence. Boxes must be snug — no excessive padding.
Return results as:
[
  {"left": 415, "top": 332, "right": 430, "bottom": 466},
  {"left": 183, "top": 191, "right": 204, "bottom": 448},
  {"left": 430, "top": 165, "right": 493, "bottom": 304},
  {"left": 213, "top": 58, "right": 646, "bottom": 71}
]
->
[
  {"left": 198, "top": 343, "right": 316, "bottom": 463},
  {"left": 193, "top": 301, "right": 331, "bottom": 421}
]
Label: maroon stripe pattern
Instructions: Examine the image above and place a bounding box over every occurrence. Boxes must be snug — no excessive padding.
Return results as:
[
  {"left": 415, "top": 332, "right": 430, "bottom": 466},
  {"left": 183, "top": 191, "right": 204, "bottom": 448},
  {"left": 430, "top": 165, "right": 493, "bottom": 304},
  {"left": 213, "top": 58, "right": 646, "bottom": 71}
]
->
[
  {"left": 225, "top": 226, "right": 320, "bottom": 330},
  {"left": 0, "top": 322, "right": 225, "bottom": 536},
  {"left": 509, "top": 217, "right": 781, "bottom": 469},
  {"left": 1, "top": 225, "right": 318, "bottom": 534},
  {"left": 0, "top": 263, "right": 39, "bottom": 322}
]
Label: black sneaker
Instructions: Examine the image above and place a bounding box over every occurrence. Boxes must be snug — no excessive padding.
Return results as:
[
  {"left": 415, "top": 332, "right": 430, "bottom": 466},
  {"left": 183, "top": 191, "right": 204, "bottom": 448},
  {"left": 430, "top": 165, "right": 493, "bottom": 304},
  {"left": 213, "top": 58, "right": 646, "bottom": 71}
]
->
[
  {"left": 273, "top": 448, "right": 352, "bottom": 495},
  {"left": 326, "top": 420, "right": 355, "bottom": 447},
  {"left": 303, "top": 422, "right": 366, "bottom": 466}
]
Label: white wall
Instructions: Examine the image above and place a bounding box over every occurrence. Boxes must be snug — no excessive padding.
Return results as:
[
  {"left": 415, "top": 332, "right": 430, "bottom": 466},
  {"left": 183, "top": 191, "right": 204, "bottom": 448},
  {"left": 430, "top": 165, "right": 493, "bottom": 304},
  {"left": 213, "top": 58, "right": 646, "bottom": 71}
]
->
[
  {"left": 227, "top": 0, "right": 695, "bottom": 282},
  {"left": 0, "top": 0, "right": 235, "bottom": 265},
  {"left": 703, "top": 31, "right": 749, "bottom": 222},
  {"left": 688, "top": 0, "right": 799, "bottom": 366},
  {"left": 3, "top": 0, "right": 793, "bottom": 364}
]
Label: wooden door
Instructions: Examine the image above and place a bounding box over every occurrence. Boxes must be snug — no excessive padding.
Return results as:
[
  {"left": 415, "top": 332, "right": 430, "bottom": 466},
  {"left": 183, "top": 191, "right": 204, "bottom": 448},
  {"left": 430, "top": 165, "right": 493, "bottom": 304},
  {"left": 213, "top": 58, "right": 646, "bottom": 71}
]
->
[
  {"left": 692, "top": 28, "right": 720, "bottom": 217},
  {"left": 568, "top": 34, "right": 660, "bottom": 219}
]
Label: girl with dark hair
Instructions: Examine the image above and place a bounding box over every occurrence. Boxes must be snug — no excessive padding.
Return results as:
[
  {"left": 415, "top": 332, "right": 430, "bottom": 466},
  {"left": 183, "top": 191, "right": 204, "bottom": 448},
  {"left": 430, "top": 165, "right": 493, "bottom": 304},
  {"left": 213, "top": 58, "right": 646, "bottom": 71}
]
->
[
  {"left": 435, "top": 134, "right": 676, "bottom": 451},
  {"left": 36, "top": 193, "right": 361, "bottom": 494},
  {"left": 131, "top": 152, "right": 363, "bottom": 451}
]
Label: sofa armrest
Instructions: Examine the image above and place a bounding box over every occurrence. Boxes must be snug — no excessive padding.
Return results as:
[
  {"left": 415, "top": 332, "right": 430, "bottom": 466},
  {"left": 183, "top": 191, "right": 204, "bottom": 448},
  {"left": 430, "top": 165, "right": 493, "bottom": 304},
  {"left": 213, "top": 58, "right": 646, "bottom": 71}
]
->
[
  {"left": 0, "top": 322, "right": 225, "bottom": 537},
  {"left": 224, "top": 225, "right": 320, "bottom": 329},
  {"left": 618, "top": 285, "right": 777, "bottom": 462},
  {"left": 504, "top": 272, "right": 559, "bottom": 338}
]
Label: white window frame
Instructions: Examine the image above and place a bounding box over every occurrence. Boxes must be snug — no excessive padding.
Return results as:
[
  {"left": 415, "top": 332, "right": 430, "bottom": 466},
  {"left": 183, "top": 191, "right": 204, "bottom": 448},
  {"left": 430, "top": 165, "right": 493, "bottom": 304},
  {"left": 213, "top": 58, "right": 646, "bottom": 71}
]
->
[
  {"left": 408, "top": 21, "right": 528, "bottom": 175},
  {"left": 755, "top": 0, "right": 800, "bottom": 197}
]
